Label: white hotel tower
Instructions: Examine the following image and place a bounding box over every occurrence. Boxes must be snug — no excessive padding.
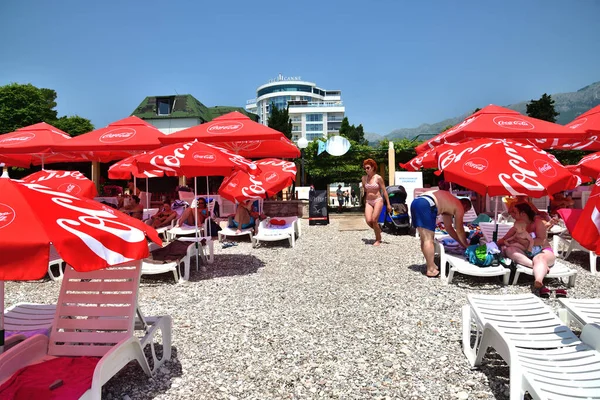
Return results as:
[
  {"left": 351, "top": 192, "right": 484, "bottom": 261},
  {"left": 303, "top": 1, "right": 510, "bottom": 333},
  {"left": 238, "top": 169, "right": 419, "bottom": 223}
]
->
[{"left": 246, "top": 74, "right": 345, "bottom": 143}]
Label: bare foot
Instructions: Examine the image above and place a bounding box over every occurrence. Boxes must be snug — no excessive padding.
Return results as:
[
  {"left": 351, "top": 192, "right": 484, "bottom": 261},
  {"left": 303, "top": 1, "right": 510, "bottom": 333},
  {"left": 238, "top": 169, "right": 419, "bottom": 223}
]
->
[
  {"left": 426, "top": 270, "right": 441, "bottom": 278},
  {"left": 235, "top": 229, "right": 242, "bottom": 234},
  {"left": 373, "top": 240, "right": 381, "bottom": 246},
  {"left": 533, "top": 280, "right": 544, "bottom": 289}
]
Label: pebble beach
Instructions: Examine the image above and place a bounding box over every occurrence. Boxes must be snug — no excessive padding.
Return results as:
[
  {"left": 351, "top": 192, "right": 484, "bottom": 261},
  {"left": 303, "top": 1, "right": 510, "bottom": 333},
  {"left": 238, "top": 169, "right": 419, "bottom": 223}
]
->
[{"left": 5, "top": 215, "right": 600, "bottom": 400}]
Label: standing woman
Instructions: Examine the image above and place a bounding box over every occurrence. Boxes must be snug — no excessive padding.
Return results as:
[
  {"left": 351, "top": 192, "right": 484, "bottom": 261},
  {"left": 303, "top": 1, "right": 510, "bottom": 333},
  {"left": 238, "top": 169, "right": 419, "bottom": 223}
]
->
[{"left": 362, "top": 158, "right": 392, "bottom": 246}]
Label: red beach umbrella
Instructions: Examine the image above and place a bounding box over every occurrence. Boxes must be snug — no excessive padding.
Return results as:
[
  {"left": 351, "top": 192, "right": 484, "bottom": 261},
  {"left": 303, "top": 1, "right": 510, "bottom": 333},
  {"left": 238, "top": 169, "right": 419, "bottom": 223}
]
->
[
  {"left": 434, "top": 138, "right": 578, "bottom": 197},
  {"left": 399, "top": 143, "right": 462, "bottom": 171},
  {"left": 575, "top": 152, "right": 600, "bottom": 180},
  {"left": 22, "top": 170, "right": 98, "bottom": 199},
  {"left": 416, "top": 105, "right": 586, "bottom": 154},
  {"left": 534, "top": 105, "right": 600, "bottom": 151},
  {"left": 0, "top": 178, "right": 161, "bottom": 280},
  {"left": 133, "top": 140, "right": 259, "bottom": 177},
  {"left": 108, "top": 154, "right": 167, "bottom": 180},
  {"left": 53, "top": 116, "right": 167, "bottom": 156},
  {"left": 218, "top": 158, "right": 297, "bottom": 203},
  {"left": 215, "top": 137, "right": 301, "bottom": 159},
  {"left": 0, "top": 122, "right": 72, "bottom": 154},
  {"left": 158, "top": 112, "right": 300, "bottom": 158},
  {"left": 565, "top": 165, "right": 593, "bottom": 185}
]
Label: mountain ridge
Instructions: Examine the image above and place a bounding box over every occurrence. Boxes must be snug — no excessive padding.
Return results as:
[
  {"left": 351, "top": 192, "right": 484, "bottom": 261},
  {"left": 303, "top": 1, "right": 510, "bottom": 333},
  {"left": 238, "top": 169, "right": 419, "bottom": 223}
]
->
[{"left": 368, "top": 81, "right": 600, "bottom": 143}]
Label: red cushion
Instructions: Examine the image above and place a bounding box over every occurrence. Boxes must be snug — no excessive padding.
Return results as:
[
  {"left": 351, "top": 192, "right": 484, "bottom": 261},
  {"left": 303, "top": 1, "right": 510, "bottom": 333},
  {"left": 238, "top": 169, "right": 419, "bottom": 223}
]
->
[{"left": 269, "top": 219, "right": 286, "bottom": 226}]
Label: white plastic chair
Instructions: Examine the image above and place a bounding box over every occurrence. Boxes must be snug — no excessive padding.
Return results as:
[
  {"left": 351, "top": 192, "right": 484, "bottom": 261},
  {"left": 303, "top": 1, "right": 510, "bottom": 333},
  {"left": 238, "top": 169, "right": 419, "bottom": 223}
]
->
[
  {"left": 558, "top": 298, "right": 600, "bottom": 330},
  {"left": 0, "top": 261, "right": 172, "bottom": 398},
  {"left": 463, "top": 293, "right": 600, "bottom": 400},
  {"left": 252, "top": 216, "right": 301, "bottom": 248}
]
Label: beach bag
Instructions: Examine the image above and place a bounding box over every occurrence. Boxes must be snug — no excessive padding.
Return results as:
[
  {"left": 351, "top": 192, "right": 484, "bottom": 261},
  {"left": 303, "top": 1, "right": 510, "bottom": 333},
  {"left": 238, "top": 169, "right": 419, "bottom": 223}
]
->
[{"left": 464, "top": 244, "right": 496, "bottom": 267}]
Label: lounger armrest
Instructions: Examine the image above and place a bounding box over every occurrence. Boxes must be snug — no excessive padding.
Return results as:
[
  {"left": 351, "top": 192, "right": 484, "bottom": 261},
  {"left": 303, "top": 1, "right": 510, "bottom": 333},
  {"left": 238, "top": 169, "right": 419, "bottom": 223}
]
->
[
  {"left": 90, "top": 336, "right": 150, "bottom": 396},
  {"left": 0, "top": 334, "right": 48, "bottom": 383},
  {"left": 581, "top": 323, "right": 600, "bottom": 352}
]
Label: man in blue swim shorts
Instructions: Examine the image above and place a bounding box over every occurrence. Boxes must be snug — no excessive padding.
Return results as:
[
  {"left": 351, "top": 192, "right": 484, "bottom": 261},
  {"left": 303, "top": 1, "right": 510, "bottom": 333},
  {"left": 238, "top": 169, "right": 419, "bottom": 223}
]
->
[{"left": 410, "top": 190, "right": 472, "bottom": 277}]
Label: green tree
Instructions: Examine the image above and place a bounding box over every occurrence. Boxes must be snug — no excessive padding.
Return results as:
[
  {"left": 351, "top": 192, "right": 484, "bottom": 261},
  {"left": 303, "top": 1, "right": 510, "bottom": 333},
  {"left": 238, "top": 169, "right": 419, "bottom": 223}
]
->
[
  {"left": 526, "top": 93, "right": 559, "bottom": 123},
  {"left": 53, "top": 115, "right": 94, "bottom": 136},
  {"left": 267, "top": 103, "right": 292, "bottom": 139},
  {"left": 338, "top": 117, "right": 368, "bottom": 145},
  {"left": 0, "top": 83, "right": 58, "bottom": 133}
]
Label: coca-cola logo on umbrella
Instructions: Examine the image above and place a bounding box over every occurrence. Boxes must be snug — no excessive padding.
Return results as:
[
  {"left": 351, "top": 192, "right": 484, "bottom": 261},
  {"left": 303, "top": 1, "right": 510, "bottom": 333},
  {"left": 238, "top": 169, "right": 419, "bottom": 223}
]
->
[
  {"left": 99, "top": 128, "right": 136, "bottom": 143},
  {"left": 493, "top": 116, "right": 534, "bottom": 130},
  {"left": 57, "top": 183, "right": 82, "bottom": 195},
  {"left": 0, "top": 203, "right": 15, "bottom": 229},
  {"left": 207, "top": 122, "right": 244, "bottom": 134},
  {"left": 567, "top": 118, "right": 587, "bottom": 130},
  {"left": 265, "top": 171, "right": 279, "bottom": 183},
  {"left": 533, "top": 159, "right": 557, "bottom": 177},
  {"left": 227, "top": 178, "right": 240, "bottom": 188},
  {"left": 192, "top": 151, "right": 217, "bottom": 163},
  {"left": 462, "top": 158, "right": 488, "bottom": 175},
  {"left": 0, "top": 132, "right": 35, "bottom": 145}
]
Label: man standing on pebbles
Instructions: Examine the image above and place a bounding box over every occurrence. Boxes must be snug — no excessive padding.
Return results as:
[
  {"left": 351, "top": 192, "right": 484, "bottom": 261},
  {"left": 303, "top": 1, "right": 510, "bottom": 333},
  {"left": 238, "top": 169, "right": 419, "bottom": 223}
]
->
[{"left": 410, "top": 190, "right": 472, "bottom": 277}]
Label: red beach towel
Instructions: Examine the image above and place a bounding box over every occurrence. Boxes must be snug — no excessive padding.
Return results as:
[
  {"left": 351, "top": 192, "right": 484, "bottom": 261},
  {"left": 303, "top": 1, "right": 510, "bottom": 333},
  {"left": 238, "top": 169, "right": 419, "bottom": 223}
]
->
[{"left": 0, "top": 357, "right": 99, "bottom": 400}]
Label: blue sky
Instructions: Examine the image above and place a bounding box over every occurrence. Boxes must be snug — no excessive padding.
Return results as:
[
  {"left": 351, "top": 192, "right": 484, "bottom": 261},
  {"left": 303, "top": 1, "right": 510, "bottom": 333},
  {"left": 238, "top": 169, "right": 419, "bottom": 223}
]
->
[{"left": 1, "top": 0, "right": 599, "bottom": 136}]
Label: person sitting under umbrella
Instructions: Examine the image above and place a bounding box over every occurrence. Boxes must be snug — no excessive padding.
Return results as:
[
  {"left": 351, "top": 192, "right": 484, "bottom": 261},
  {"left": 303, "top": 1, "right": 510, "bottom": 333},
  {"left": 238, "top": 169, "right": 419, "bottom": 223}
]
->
[
  {"left": 497, "top": 202, "right": 555, "bottom": 291},
  {"left": 230, "top": 199, "right": 258, "bottom": 234},
  {"left": 149, "top": 201, "right": 178, "bottom": 229},
  {"left": 119, "top": 195, "right": 144, "bottom": 220},
  {"left": 177, "top": 197, "right": 210, "bottom": 227}
]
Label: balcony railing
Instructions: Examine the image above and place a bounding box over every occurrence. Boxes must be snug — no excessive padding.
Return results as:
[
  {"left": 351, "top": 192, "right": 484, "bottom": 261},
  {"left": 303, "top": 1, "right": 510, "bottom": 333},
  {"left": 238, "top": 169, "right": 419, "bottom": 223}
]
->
[{"left": 288, "top": 101, "right": 343, "bottom": 108}]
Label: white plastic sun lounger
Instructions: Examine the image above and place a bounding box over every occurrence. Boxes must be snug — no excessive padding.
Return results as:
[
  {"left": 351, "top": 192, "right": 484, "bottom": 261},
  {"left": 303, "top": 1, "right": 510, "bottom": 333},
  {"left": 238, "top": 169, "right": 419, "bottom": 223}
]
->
[
  {"left": 252, "top": 216, "right": 301, "bottom": 248},
  {"left": 463, "top": 293, "right": 600, "bottom": 399},
  {"left": 558, "top": 298, "right": 600, "bottom": 330},
  {"left": 512, "top": 261, "right": 577, "bottom": 287},
  {"left": 3, "top": 303, "right": 55, "bottom": 349},
  {"left": 0, "top": 261, "right": 172, "bottom": 399},
  {"left": 434, "top": 237, "right": 510, "bottom": 284}
]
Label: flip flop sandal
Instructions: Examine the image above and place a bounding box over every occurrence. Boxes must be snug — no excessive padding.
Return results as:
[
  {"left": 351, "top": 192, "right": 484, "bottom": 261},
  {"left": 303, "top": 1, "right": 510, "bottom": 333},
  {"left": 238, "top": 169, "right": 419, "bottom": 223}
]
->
[
  {"left": 555, "top": 288, "right": 568, "bottom": 298},
  {"left": 534, "top": 287, "right": 551, "bottom": 298}
]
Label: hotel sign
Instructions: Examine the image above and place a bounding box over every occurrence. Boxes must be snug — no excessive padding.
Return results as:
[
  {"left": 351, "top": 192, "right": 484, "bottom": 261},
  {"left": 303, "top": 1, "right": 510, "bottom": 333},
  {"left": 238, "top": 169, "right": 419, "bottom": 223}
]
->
[{"left": 269, "top": 73, "right": 302, "bottom": 83}]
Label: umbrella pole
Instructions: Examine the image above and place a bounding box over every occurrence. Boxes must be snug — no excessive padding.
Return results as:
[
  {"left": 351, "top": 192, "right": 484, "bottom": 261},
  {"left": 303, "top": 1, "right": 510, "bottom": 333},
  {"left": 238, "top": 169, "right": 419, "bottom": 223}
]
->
[
  {"left": 194, "top": 177, "right": 199, "bottom": 270},
  {"left": 0, "top": 281, "right": 4, "bottom": 354},
  {"left": 206, "top": 176, "right": 211, "bottom": 237},
  {"left": 493, "top": 196, "right": 499, "bottom": 242}
]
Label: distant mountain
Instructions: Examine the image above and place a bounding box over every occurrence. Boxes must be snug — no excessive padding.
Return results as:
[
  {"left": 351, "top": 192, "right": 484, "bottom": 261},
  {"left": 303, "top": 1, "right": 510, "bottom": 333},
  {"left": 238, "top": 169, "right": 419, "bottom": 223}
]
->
[{"left": 384, "top": 81, "right": 600, "bottom": 141}]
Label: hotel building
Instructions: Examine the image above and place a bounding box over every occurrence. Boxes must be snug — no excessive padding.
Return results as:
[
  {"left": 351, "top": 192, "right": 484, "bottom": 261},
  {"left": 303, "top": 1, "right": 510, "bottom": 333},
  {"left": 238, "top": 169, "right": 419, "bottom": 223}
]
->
[{"left": 246, "top": 74, "right": 345, "bottom": 142}]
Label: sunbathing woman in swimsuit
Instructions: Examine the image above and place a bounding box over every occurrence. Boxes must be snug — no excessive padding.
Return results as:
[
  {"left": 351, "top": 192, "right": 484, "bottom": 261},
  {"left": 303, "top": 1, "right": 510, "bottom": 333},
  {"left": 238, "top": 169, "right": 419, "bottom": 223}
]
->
[
  {"left": 177, "top": 198, "right": 209, "bottom": 227},
  {"left": 497, "top": 202, "right": 556, "bottom": 290},
  {"left": 361, "top": 158, "right": 391, "bottom": 246},
  {"left": 231, "top": 200, "right": 256, "bottom": 234}
]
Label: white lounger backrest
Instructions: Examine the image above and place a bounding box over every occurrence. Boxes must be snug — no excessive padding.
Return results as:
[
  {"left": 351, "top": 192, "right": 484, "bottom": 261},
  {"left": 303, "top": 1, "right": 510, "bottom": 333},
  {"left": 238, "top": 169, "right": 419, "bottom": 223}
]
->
[
  {"left": 479, "top": 222, "right": 513, "bottom": 243},
  {"left": 48, "top": 261, "right": 141, "bottom": 357}
]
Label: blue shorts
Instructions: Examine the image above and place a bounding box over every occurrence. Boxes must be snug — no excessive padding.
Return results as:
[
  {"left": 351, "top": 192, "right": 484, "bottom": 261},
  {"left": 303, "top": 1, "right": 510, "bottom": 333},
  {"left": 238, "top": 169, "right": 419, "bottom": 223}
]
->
[
  {"left": 410, "top": 197, "right": 438, "bottom": 232},
  {"left": 231, "top": 217, "right": 255, "bottom": 229},
  {"left": 525, "top": 246, "right": 544, "bottom": 258}
]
